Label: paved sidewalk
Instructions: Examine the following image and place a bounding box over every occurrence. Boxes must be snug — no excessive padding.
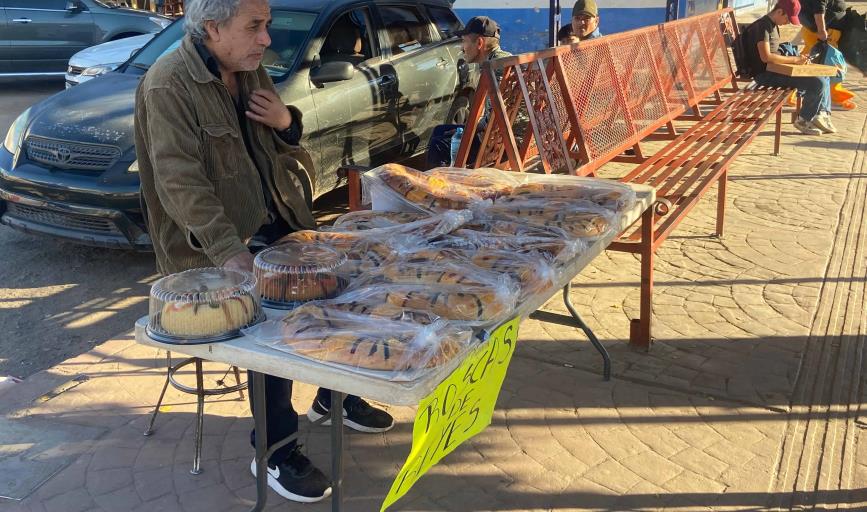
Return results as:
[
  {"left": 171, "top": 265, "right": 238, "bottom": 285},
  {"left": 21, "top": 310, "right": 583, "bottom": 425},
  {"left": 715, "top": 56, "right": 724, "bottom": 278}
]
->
[{"left": 3, "top": 9, "right": 867, "bottom": 512}]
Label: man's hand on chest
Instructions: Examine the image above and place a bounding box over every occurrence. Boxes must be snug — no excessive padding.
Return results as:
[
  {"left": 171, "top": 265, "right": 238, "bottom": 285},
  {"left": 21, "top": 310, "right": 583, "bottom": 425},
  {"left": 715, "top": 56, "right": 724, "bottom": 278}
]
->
[{"left": 245, "top": 88, "right": 292, "bottom": 131}]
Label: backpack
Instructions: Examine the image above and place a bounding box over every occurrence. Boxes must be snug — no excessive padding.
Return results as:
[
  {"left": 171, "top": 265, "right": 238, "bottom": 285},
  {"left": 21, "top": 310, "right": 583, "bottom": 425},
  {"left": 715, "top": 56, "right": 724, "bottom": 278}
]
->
[
  {"left": 730, "top": 23, "right": 752, "bottom": 79},
  {"left": 810, "top": 40, "right": 847, "bottom": 83}
]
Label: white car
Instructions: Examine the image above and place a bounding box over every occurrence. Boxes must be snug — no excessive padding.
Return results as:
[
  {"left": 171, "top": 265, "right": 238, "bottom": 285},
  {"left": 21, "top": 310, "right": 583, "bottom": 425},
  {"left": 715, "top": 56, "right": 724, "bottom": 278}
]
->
[{"left": 65, "top": 33, "right": 155, "bottom": 88}]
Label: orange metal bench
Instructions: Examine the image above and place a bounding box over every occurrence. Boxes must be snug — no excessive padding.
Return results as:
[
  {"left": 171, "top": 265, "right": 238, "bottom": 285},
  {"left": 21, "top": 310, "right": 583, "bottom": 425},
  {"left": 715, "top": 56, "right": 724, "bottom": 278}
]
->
[{"left": 452, "top": 9, "right": 793, "bottom": 349}]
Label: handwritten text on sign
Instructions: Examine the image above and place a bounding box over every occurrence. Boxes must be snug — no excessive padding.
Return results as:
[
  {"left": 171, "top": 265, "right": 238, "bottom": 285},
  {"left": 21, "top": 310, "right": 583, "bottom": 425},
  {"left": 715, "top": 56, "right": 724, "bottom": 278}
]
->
[{"left": 381, "top": 317, "right": 520, "bottom": 511}]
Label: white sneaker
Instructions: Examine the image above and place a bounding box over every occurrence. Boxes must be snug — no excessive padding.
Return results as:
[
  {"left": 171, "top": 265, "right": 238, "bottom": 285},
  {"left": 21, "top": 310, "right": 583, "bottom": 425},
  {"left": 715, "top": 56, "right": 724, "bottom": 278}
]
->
[
  {"left": 794, "top": 117, "right": 822, "bottom": 135},
  {"left": 811, "top": 112, "right": 837, "bottom": 134}
]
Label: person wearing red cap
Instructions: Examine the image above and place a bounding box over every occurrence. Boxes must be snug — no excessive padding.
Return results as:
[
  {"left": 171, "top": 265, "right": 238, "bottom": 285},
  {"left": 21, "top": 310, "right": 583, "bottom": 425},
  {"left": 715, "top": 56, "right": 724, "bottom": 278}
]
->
[{"left": 743, "top": 0, "right": 835, "bottom": 135}]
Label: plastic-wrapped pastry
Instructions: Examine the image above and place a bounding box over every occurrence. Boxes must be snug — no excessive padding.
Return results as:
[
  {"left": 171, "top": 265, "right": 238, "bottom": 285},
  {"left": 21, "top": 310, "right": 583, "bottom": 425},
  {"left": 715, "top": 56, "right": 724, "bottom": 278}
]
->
[
  {"left": 247, "top": 303, "right": 472, "bottom": 378},
  {"left": 148, "top": 268, "right": 262, "bottom": 342},
  {"left": 475, "top": 200, "right": 613, "bottom": 239},
  {"left": 470, "top": 249, "right": 558, "bottom": 300},
  {"left": 254, "top": 240, "right": 346, "bottom": 308},
  {"left": 364, "top": 163, "right": 476, "bottom": 211},
  {"left": 510, "top": 176, "right": 635, "bottom": 211},
  {"left": 329, "top": 210, "right": 430, "bottom": 231},
  {"left": 426, "top": 166, "right": 519, "bottom": 200}
]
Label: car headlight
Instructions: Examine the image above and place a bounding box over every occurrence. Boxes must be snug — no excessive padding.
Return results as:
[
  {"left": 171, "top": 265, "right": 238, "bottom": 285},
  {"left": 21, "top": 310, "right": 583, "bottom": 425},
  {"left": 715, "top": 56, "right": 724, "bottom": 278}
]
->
[
  {"left": 3, "top": 107, "right": 31, "bottom": 155},
  {"left": 150, "top": 16, "right": 171, "bottom": 29},
  {"left": 127, "top": 160, "right": 139, "bottom": 173},
  {"left": 81, "top": 64, "right": 119, "bottom": 78}
]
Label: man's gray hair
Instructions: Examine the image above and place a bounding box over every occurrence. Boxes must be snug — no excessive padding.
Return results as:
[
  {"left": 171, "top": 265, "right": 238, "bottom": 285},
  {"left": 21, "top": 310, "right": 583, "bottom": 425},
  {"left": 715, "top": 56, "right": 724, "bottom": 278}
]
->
[{"left": 184, "top": 0, "right": 242, "bottom": 41}]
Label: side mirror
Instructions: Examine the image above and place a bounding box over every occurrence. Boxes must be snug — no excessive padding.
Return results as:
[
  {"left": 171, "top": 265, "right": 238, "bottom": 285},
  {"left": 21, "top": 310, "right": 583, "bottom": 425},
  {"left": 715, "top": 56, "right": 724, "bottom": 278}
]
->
[
  {"left": 310, "top": 61, "right": 354, "bottom": 84},
  {"left": 66, "top": 0, "right": 82, "bottom": 12}
]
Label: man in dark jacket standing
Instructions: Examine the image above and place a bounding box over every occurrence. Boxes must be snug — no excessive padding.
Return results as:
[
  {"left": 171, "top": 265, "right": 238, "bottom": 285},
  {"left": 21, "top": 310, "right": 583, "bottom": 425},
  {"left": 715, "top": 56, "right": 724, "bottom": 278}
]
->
[{"left": 134, "top": 0, "right": 393, "bottom": 503}]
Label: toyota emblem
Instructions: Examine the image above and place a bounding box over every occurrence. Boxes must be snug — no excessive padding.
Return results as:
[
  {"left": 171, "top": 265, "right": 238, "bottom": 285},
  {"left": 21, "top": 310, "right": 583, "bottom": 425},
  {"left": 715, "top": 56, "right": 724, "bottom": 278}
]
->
[{"left": 54, "top": 147, "right": 73, "bottom": 164}]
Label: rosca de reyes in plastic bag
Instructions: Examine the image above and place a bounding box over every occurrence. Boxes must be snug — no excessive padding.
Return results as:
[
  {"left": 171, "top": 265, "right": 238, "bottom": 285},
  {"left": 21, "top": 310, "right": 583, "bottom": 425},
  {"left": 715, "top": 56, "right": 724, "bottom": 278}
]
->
[
  {"left": 508, "top": 174, "right": 636, "bottom": 212},
  {"left": 343, "top": 265, "right": 519, "bottom": 326},
  {"left": 474, "top": 198, "right": 614, "bottom": 240},
  {"left": 329, "top": 210, "right": 431, "bottom": 231},
  {"left": 326, "top": 209, "right": 471, "bottom": 239},
  {"left": 246, "top": 302, "right": 472, "bottom": 380},
  {"left": 440, "top": 220, "right": 586, "bottom": 265},
  {"left": 363, "top": 163, "right": 477, "bottom": 212},
  {"left": 425, "top": 166, "right": 520, "bottom": 200}
]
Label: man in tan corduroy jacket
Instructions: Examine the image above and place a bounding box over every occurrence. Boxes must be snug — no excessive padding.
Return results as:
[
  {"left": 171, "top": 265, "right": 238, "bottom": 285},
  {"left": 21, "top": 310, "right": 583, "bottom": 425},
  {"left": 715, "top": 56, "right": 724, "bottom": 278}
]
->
[{"left": 134, "top": 0, "right": 393, "bottom": 503}]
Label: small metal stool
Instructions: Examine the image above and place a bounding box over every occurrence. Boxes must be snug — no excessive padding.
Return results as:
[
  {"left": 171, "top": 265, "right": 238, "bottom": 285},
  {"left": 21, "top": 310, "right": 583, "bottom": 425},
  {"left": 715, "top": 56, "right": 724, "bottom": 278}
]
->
[{"left": 144, "top": 352, "right": 246, "bottom": 474}]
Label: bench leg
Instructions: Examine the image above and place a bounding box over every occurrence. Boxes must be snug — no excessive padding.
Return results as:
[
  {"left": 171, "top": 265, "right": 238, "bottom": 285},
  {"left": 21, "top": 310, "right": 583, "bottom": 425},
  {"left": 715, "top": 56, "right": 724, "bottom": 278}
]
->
[
  {"left": 629, "top": 208, "right": 654, "bottom": 351},
  {"left": 716, "top": 169, "right": 727, "bottom": 238},
  {"left": 347, "top": 169, "right": 362, "bottom": 212},
  {"left": 774, "top": 107, "right": 782, "bottom": 156}
]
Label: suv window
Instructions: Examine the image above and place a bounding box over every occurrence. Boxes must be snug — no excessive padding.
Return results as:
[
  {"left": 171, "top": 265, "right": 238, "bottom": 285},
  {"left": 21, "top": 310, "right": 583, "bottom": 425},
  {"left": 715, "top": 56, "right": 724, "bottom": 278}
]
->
[
  {"left": 379, "top": 5, "right": 434, "bottom": 55},
  {"left": 320, "top": 8, "right": 378, "bottom": 68},
  {"left": 128, "top": 11, "right": 316, "bottom": 80},
  {"left": 7, "top": 0, "right": 67, "bottom": 8},
  {"left": 425, "top": 4, "right": 462, "bottom": 39}
]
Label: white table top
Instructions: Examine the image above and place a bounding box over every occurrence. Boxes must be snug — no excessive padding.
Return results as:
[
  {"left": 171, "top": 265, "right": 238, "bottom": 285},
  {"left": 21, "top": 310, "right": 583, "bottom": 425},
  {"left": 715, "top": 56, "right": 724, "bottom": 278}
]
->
[{"left": 134, "top": 184, "right": 655, "bottom": 406}]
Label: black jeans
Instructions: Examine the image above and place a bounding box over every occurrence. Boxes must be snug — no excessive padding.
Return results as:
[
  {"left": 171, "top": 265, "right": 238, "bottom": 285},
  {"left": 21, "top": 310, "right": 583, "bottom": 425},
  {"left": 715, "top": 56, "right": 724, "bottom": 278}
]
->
[
  {"left": 248, "top": 372, "right": 361, "bottom": 465},
  {"left": 426, "top": 124, "right": 482, "bottom": 168}
]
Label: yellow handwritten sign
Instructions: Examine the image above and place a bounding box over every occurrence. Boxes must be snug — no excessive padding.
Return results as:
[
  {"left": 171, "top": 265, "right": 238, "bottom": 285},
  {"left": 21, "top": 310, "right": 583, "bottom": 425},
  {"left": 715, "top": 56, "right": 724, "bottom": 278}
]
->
[{"left": 381, "top": 317, "right": 520, "bottom": 511}]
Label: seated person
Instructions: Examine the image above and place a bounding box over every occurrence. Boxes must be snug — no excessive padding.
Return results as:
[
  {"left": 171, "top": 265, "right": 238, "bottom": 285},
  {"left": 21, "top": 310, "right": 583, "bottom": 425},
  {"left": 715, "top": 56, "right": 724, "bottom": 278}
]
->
[
  {"left": 743, "top": 0, "right": 835, "bottom": 135},
  {"left": 426, "top": 16, "right": 511, "bottom": 168},
  {"left": 571, "top": 0, "right": 602, "bottom": 40},
  {"left": 558, "top": 24, "right": 580, "bottom": 45}
]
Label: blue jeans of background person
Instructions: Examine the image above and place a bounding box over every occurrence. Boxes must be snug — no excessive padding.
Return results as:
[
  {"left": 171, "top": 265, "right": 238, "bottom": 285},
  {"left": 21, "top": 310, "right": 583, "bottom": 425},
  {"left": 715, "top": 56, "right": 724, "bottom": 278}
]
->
[
  {"left": 426, "top": 124, "right": 481, "bottom": 168},
  {"left": 754, "top": 72, "right": 831, "bottom": 121}
]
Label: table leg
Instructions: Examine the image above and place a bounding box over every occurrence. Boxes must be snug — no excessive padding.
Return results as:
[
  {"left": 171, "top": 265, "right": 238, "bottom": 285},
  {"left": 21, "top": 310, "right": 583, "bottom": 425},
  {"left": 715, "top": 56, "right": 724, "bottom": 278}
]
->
[
  {"left": 562, "top": 283, "right": 611, "bottom": 381},
  {"left": 191, "top": 358, "right": 204, "bottom": 475},
  {"left": 331, "top": 390, "right": 345, "bottom": 512},
  {"left": 250, "top": 372, "right": 268, "bottom": 512}
]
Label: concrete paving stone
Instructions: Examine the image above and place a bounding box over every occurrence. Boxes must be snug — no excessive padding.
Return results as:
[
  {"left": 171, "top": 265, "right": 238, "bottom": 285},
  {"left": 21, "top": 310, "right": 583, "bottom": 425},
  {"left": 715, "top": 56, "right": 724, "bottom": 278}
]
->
[
  {"left": 132, "top": 467, "right": 174, "bottom": 502},
  {"left": 84, "top": 467, "right": 133, "bottom": 498},
  {"left": 40, "top": 489, "right": 95, "bottom": 512},
  {"left": 92, "top": 485, "right": 142, "bottom": 511},
  {"left": 703, "top": 438, "right": 758, "bottom": 468},
  {"left": 130, "top": 493, "right": 181, "bottom": 512},
  {"left": 669, "top": 446, "right": 730, "bottom": 481},
  {"left": 87, "top": 446, "right": 139, "bottom": 473},
  {"left": 582, "top": 459, "right": 643, "bottom": 494},
  {"left": 619, "top": 450, "right": 684, "bottom": 487},
  {"left": 177, "top": 483, "right": 239, "bottom": 512}
]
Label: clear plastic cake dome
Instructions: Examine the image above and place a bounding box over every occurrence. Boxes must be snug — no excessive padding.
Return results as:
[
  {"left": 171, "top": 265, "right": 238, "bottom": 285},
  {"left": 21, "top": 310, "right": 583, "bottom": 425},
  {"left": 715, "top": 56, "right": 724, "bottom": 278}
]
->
[
  {"left": 253, "top": 239, "right": 348, "bottom": 309},
  {"left": 147, "top": 267, "right": 263, "bottom": 344}
]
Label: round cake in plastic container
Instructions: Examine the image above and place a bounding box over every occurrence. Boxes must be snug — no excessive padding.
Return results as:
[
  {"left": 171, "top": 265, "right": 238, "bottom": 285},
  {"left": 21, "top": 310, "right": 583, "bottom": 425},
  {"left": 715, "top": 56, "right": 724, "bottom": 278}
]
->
[
  {"left": 254, "top": 239, "right": 347, "bottom": 310},
  {"left": 147, "top": 268, "right": 263, "bottom": 344}
]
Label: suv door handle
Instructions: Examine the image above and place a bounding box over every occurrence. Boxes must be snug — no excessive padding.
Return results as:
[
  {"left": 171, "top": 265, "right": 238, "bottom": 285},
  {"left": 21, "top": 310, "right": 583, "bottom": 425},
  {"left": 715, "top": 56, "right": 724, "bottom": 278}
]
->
[
  {"left": 377, "top": 75, "right": 395, "bottom": 86},
  {"left": 12, "top": 18, "right": 33, "bottom": 23}
]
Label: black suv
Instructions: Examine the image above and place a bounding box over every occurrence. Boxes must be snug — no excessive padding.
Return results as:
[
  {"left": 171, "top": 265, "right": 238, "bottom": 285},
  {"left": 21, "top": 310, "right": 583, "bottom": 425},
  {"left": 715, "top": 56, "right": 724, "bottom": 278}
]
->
[
  {"left": 0, "top": 0, "right": 470, "bottom": 249},
  {"left": 0, "top": 0, "right": 170, "bottom": 76}
]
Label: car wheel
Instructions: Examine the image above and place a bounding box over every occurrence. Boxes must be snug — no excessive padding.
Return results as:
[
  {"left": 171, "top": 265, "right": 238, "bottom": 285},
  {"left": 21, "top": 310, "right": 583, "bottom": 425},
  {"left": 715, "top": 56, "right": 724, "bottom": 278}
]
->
[{"left": 446, "top": 93, "right": 471, "bottom": 125}]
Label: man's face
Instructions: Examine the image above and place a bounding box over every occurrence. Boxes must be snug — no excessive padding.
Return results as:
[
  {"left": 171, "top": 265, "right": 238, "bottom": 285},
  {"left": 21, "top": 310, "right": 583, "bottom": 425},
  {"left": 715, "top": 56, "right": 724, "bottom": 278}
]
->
[
  {"left": 204, "top": 0, "right": 272, "bottom": 73},
  {"left": 461, "top": 34, "right": 484, "bottom": 64},
  {"left": 572, "top": 13, "right": 599, "bottom": 39}
]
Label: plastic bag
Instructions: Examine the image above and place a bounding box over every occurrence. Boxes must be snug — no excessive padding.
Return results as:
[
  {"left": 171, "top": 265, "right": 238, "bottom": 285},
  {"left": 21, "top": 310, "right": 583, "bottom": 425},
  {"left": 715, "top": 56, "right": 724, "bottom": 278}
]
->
[
  {"left": 425, "top": 166, "right": 521, "bottom": 200},
  {"left": 329, "top": 210, "right": 431, "bottom": 231},
  {"left": 434, "top": 221, "right": 586, "bottom": 267},
  {"left": 278, "top": 230, "right": 398, "bottom": 279},
  {"left": 324, "top": 209, "right": 472, "bottom": 240},
  {"left": 246, "top": 303, "right": 473, "bottom": 381},
  {"left": 473, "top": 199, "right": 615, "bottom": 241},
  {"left": 363, "top": 163, "right": 483, "bottom": 212},
  {"left": 506, "top": 174, "right": 636, "bottom": 213},
  {"left": 343, "top": 280, "right": 519, "bottom": 327}
]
